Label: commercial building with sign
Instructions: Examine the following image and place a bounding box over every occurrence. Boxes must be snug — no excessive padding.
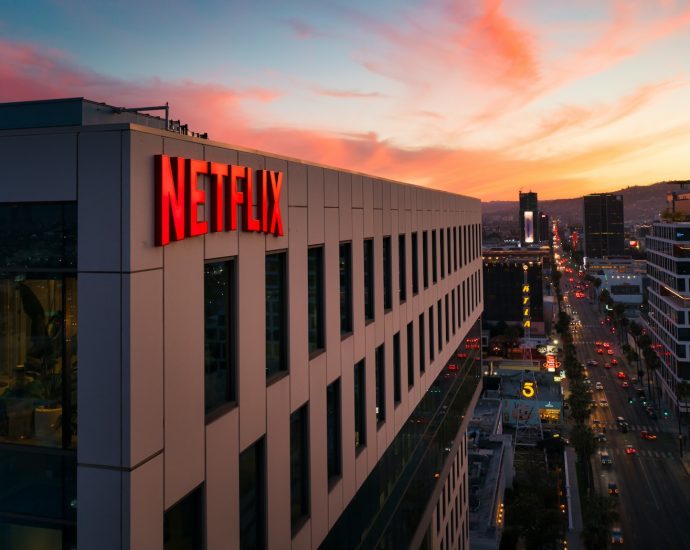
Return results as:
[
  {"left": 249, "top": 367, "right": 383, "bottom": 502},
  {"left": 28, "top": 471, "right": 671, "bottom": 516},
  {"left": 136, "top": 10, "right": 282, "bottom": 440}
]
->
[
  {"left": 583, "top": 193, "right": 625, "bottom": 260},
  {"left": 518, "top": 192, "right": 538, "bottom": 246},
  {"left": 0, "top": 98, "right": 483, "bottom": 549},
  {"left": 496, "top": 371, "right": 563, "bottom": 427}
]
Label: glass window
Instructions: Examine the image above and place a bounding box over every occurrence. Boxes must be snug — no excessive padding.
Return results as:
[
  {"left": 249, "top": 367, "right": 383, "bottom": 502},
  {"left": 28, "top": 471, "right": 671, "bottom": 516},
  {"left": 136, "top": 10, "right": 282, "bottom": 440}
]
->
[
  {"left": 437, "top": 300, "right": 442, "bottom": 352},
  {"left": 412, "top": 232, "right": 419, "bottom": 295},
  {"left": 398, "top": 234, "right": 406, "bottom": 303},
  {"left": 291, "top": 405, "right": 309, "bottom": 532},
  {"left": 339, "top": 243, "right": 353, "bottom": 335},
  {"left": 240, "top": 437, "right": 265, "bottom": 550},
  {"left": 204, "top": 260, "right": 236, "bottom": 417},
  {"left": 445, "top": 295, "right": 450, "bottom": 343},
  {"left": 0, "top": 203, "right": 78, "bottom": 450},
  {"left": 393, "top": 332, "right": 401, "bottom": 404},
  {"left": 440, "top": 230, "right": 445, "bottom": 279},
  {"left": 457, "top": 284, "right": 462, "bottom": 327},
  {"left": 327, "top": 379, "right": 341, "bottom": 481},
  {"left": 308, "top": 247, "right": 325, "bottom": 354},
  {"left": 266, "top": 253, "right": 287, "bottom": 378},
  {"left": 429, "top": 306, "right": 435, "bottom": 361},
  {"left": 452, "top": 289, "right": 456, "bottom": 335},
  {"left": 375, "top": 344, "right": 385, "bottom": 425},
  {"left": 447, "top": 228, "right": 452, "bottom": 274},
  {"left": 423, "top": 231, "right": 429, "bottom": 289},
  {"left": 364, "top": 239, "right": 374, "bottom": 322},
  {"left": 458, "top": 226, "right": 463, "bottom": 268},
  {"left": 383, "top": 237, "right": 392, "bottom": 310},
  {"left": 419, "top": 314, "right": 426, "bottom": 373},
  {"left": 406, "top": 322, "right": 414, "bottom": 388},
  {"left": 164, "top": 485, "right": 203, "bottom": 550},
  {"left": 432, "top": 230, "right": 438, "bottom": 284},
  {"left": 453, "top": 227, "right": 458, "bottom": 272},
  {"left": 354, "top": 360, "right": 366, "bottom": 449}
]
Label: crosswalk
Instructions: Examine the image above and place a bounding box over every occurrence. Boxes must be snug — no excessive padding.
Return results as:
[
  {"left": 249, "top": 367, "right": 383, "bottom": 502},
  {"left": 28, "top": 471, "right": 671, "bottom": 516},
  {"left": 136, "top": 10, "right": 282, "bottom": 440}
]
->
[
  {"left": 595, "top": 422, "right": 661, "bottom": 433},
  {"left": 606, "top": 447, "right": 675, "bottom": 459}
]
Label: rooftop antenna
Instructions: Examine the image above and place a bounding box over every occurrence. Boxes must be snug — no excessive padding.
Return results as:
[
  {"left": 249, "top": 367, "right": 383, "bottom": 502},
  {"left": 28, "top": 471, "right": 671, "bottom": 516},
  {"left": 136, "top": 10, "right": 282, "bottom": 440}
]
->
[{"left": 114, "top": 102, "right": 169, "bottom": 129}]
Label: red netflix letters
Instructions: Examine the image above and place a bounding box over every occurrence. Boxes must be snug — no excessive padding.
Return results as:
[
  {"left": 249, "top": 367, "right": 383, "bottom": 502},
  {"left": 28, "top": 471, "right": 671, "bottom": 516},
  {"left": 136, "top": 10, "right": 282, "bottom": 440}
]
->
[{"left": 155, "top": 154, "right": 284, "bottom": 246}]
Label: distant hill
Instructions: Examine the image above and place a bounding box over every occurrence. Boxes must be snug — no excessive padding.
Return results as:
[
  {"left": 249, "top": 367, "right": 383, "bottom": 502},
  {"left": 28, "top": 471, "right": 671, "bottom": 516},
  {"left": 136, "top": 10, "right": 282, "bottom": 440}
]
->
[{"left": 482, "top": 182, "right": 675, "bottom": 226}]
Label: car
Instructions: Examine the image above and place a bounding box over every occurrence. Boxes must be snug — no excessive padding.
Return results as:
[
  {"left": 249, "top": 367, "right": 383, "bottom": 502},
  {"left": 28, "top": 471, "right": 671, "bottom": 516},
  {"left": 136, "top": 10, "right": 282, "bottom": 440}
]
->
[
  {"left": 617, "top": 371, "right": 627, "bottom": 379},
  {"left": 595, "top": 382, "right": 604, "bottom": 390},
  {"left": 601, "top": 451, "right": 613, "bottom": 465},
  {"left": 621, "top": 381, "right": 630, "bottom": 388},
  {"left": 625, "top": 444, "right": 637, "bottom": 455},
  {"left": 603, "top": 342, "right": 611, "bottom": 348},
  {"left": 596, "top": 432, "right": 607, "bottom": 443},
  {"left": 631, "top": 376, "right": 638, "bottom": 383},
  {"left": 607, "top": 349, "right": 614, "bottom": 355},
  {"left": 608, "top": 482, "right": 620, "bottom": 495},
  {"left": 597, "top": 348, "right": 604, "bottom": 354},
  {"left": 600, "top": 399, "right": 609, "bottom": 407},
  {"left": 587, "top": 360, "right": 599, "bottom": 367},
  {"left": 611, "top": 358, "right": 618, "bottom": 366},
  {"left": 611, "top": 527, "right": 624, "bottom": 545},
  {"left": 604, "top": 362, "right": 612, "bottom": 369},
  {"left": 595, "top": 341, "right": 603, "bottom": 346},
  {"left": 640, "top": 430, "right": 657, "bottom": 440}
]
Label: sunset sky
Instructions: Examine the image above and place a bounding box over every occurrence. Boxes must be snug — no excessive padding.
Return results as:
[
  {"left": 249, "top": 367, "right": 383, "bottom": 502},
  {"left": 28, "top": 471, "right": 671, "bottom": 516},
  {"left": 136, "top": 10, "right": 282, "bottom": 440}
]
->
[{"left": 2, "top": 0, "right": 690, "bottom": 200}]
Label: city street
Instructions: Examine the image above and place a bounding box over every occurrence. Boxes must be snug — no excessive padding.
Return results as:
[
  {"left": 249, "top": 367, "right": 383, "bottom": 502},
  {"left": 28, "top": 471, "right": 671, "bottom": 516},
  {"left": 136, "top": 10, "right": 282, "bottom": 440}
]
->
[{"left": 564, "top": 279, "right": 690, "bottom": 549}]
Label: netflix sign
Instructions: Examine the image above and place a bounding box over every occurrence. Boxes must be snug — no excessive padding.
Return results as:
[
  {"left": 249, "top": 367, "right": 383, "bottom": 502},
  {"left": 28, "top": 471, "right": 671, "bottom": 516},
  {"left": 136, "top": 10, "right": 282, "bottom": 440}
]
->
[{"left": 154, "top": 154, "right": 284, "bottom": 246}]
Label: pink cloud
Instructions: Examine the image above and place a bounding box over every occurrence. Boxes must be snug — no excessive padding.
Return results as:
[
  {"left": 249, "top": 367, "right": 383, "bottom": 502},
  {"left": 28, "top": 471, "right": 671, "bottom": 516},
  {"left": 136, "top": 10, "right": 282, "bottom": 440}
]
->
[{"left": 312, "top": 87, "right": 386, "bottom": 99}]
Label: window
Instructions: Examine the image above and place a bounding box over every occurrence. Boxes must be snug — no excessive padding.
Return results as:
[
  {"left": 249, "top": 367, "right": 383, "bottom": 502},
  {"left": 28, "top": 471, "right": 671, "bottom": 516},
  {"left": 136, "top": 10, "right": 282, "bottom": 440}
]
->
[
  {"left": 0, "top": 203, "right": 78, "bottom": 449},
  {"left": 339, "top": 243, "right": 353, "bottom": 335},
  {"left": 308, "top": 247, "right": 325, "bottom": 354},
  {"left": 205, "top": 260, "right": 236, "bottom": 417},
  {"left": 364, "top": 239, "right": 375, "bottom": 321},
  {"left": 383, "top": 236, "right": 392, "bottom": 310},
  {"left": 429, "top": 306, "right": 435, "bottom": 362},
  {"left": 447, "top": 228, "right": 452, "bottom": 274},
  {"left": 164, "top": 485, "right": 203, "bottom": 550},
  {"left": 440, "top": 229, "right": 445, "bottom": 279},
  {"left": 354, "top": 360, "right": 366, "bottom": 449},
  {"left": 463, "top": 280, "right": 467, "bottom": 322},
  {"left": 445, "top": 295, "right": 450, "bottom": 343},
  {"left": 419, "top": 314, "right": 426, "bottom": 373},
  {"left": 412, "top": 232, "right": 419, "bottom": 294},
  {"left": 453, "top": 227, "right": 458, "bottom": 272},
  {"left": 457, "top": 284, "right": 462, "bottom": 327},
  {"left": 327, "top": 380, "right": 341, "bottom": 481},
  {"left": 266, "top": 253, "right": 287, "bottom": 378},
  {"left": 407, "top": 322, "right": 415, "bottom": 388},
  {"left": 437, "top": 300, "right": 443, "bottom": 352},
  {"left": 375, "top": 344, "right": 386, "bottom": 425},
  {"left": 398, "top": 234, "right": 407, "bottom": 303},
  {"left": 291, "top": 405, "right": 310, "bottom": 533},
  {"left": 393, "top": 332, "right": 401, "bottom": 404},
  {"left": 432, "top": 230, "right": 438, "bottom": 283},
  {"left": 423, "top": 231, "right": 429, "bottom": 289},
  {"left": 464, "top": 226, "right": 468, "bottom": 265},
  {"left": 452, "top": 289, "right": 456, "bottom": 335},
  {"left": 458, "top": 226, "right": 463, "bottom": 268},
  {"left": 240, "top": 438, "right": 265, "bottom": 550}
]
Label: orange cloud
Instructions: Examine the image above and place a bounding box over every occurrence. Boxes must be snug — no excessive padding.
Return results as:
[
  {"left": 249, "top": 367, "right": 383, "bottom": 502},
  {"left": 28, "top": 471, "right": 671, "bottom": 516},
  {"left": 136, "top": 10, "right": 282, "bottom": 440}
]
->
[{"left": 312, "top": 87, "right": 387, "bottom": 99}]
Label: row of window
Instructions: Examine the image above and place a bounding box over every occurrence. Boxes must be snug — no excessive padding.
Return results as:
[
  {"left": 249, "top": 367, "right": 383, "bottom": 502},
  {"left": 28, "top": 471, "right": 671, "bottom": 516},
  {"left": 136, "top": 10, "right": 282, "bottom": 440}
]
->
[{"left": 204, "top": 236, "right": 482, "bottom": 418}]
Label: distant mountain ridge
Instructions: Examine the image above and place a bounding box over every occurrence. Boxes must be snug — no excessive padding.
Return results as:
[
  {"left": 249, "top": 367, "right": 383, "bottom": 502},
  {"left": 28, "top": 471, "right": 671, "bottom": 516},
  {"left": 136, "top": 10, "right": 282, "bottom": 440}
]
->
[{"left": 482, "top": 181, "right": 675, "bottom": 226}]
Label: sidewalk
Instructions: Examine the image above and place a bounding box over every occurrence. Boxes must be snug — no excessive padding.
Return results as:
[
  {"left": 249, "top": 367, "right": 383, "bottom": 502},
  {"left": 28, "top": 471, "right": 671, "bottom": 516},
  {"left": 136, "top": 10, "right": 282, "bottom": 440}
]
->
[{"left": 564, "top": 446, "right": 583, "bottom": 550}]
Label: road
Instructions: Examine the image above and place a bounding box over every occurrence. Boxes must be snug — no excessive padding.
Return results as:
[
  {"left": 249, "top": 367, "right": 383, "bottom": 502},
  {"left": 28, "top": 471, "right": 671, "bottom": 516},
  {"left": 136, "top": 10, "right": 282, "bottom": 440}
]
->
[{"left": 563, "top": 278, "right": 690, "bottom": 549}]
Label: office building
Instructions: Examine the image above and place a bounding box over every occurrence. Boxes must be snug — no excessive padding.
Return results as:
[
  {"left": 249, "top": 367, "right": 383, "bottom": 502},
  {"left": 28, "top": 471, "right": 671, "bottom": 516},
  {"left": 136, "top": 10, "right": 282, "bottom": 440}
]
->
[
  {"left": 0, "top": 98, "right": 484, "bottom": 549},
  {"left": 538, "top": 212, "right": 550, "bottom": 244},
  {"left": 583, "top": 194, "right": 624, "bottom": 259},
  {"left": 645, "top": 222, "right": 690, "bottom": 412},
  {"left": 519, "top": 192, "right": 538, "bottom": 246},
  {"left": 482, "top": 249, "right": 549, "bottom": 335}
]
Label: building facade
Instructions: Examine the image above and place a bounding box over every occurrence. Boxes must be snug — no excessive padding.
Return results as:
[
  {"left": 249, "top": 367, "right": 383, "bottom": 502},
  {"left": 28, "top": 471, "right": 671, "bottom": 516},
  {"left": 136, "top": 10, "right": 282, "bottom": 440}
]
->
[
  {"left": 644, "top": 221, "right": 690, "bottom": 411},
  {"left": 583, "top": 194, "right": 624, "bottom": 259},
  {"left": 519, "top": 192, "right": 538, "bottom": 246},
  {"left": 0, "top": 98, "right": 483, "bottom": 549}
]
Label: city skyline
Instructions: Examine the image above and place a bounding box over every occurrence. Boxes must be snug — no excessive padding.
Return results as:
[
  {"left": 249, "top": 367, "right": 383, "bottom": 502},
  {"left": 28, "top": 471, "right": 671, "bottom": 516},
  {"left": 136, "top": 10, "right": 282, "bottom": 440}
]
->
[{"left": 2, "top": 0, "right": 690, "bottom": 200}]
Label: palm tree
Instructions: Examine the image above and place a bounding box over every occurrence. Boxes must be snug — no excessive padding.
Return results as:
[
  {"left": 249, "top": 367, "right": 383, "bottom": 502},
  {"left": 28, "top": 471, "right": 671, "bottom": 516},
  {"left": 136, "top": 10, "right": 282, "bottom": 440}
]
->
[
  {"left": 598, "top": 289, "right": 611, "bottom": 314},
  {"left": 581, "top": 495, "right": 619, "bottom": 550},
  {"left": 675, "top": 380, "right": 690, "bottom": 445}
]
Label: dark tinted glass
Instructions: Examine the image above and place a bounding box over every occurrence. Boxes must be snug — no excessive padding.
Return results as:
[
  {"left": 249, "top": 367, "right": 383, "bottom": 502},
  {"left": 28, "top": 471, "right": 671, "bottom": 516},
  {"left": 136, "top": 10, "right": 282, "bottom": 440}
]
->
[
  {"left": 266, "top": 253, "right": 287, "bottom": 377},
  {"left": 327, "top": 380, "right": 341, "bottom": 481},
  {"left": 383, "top": 237, "right": 392, "bottom": 310},
  {"left": 290, "top": 405, "right": 309, "bottom": 531},
  {"left": 423, "top": 231, "right": 429, "bottom": 289},
  {"left": 407, "top": 322, "right": 414, "bottom": 388},
  {"left": 432, "top": 230, "right": 438, "bottom": 283},
  {"left": 393, "top": 333, "right": 401, "bottom": 404},
  {"left": 419, "top": 315, "right": 426, "bottom": 373},
  {"left": 429, "top": 306, "right": 435, "bottom": 361},
  {"left": 164, "top": 485, "right": 203, "bottom": 550},
  {"left": 240, "top": 438, "right": 265, "bottom": 550},
  {"left": 308, "top": 247, "right": 324, "bottom": 353},
  {"left": 411, "top": 232, "right": 419, "bottom": 294},
  {"left": 398, "top": 234, "right": 406, "bottom": 302},
  {"left": 364, "top": 240, "right": 374, "bottom": 321},
  {"left": 354, "top": 360, "right": 366, "bottom": 449},
  {"left": 375, "top": 344, "right": 385, "bottom": 424},
  {"left": 204, "top": 260, "right": 235, "bottom": 415},
  {"left": 440, "top": 230, "right": 445, "bottom": 279},
  {"left": 339, "top": 243, "right": 352, "bottom": 334},
  {"left": 0, "top": 203, "right": 76, "bottom": 270}
]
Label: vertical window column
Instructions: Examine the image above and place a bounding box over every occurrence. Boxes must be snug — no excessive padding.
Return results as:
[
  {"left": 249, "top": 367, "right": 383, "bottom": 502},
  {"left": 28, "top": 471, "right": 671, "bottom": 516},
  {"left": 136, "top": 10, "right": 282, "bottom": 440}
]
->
[
  {"left": 412, "top": 232, "right": 419, "bottom": 295},
  {"left": 423, "top": 230, "right": 429, "bottom": 289},
  {"left": 398, "top": 234, "right": 407, "bottom": 303},
  {"left": 204, "top": 259, "right": 236, "bottom": 417},
  {"left": 291, "top": 405, "right": 310, "bottom": 533},
  {"left": 339, "top": 243, "right": 353, "bottom": 335},
  {"left": 266, "top": 253, "right": 287, "bottom": 378},
  {"left": 447, "top": 227, "right": 451, "bottom": 275},
  {"left": 308, "top": 247, "right": 325, "bottom": 354},
  {"left": 429, "top": 306, "right": 435, "bottom": 362},
  {"left": 407, "top": 322, "right": 415, "bottom": 388},
  {"left": 437, "top": 300, "right": 442, "bottom": 353},
  {"left": 393, "top": 333, "right": 401, "bottom": 404},
  {"left": 432, "top": 230, "right": 438, "bottom": 284},
  {"left": 383, "top": 236, "right": 392, "bottom": 310},
  {"left": 240, "top": 438, "right": 265, "bottom": 549},
  {"left": 364, "top": 239, "right": 375, "bottom": 322},
  {"left": 375, "top": 344, "right": 386, "bottom": 425},
  {"left": 419, "top": 315, "right": 426, "bottom": 373},
  {"left": 327, "top": 380, "right": 342, "bottom": 482},
  {"left": 354, "top": 360, "right": 366, "bottom": 450},
  {"left": 440, "top": 229, "right": 445, "bottom": 279}
]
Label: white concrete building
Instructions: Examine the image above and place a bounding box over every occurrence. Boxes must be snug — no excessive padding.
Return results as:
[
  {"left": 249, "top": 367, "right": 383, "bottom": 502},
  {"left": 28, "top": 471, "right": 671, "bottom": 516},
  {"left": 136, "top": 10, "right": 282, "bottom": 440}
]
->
[{"left": 0, "top": 98, "right": 483, "bottom": 550}]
